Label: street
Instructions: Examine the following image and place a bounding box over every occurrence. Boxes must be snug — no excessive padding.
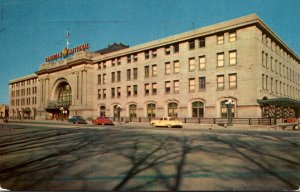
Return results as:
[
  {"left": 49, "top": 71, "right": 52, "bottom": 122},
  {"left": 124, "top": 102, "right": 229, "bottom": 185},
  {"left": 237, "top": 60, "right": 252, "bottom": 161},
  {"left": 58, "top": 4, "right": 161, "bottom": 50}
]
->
[{"left": 0, "top": 123, "right": 299, "bottom": 191}]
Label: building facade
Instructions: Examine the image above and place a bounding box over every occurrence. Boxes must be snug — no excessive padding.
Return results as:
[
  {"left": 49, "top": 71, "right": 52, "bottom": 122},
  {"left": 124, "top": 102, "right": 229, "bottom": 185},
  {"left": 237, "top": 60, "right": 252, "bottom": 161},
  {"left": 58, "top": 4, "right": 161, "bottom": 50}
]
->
[
  {"left": 9, "top": 74, "right": 38, "bottom": 119},
  {"left": 8, "top": 14, "right": 300, "bottom": 120}
]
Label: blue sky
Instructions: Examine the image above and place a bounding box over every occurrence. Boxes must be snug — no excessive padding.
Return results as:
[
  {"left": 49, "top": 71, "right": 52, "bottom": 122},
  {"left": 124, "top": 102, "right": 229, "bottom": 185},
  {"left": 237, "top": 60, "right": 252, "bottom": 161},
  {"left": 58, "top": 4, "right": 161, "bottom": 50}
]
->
[{"left": 0, "top": 0, "right": 299, "bottom": 104}]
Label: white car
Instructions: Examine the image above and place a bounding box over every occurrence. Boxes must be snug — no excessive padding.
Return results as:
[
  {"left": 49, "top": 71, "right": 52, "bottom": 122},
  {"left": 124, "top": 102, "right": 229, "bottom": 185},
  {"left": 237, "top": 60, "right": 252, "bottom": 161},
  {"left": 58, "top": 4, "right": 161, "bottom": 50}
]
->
[{"left": 150, "top": 117, "right": 183, "bottom": 128}]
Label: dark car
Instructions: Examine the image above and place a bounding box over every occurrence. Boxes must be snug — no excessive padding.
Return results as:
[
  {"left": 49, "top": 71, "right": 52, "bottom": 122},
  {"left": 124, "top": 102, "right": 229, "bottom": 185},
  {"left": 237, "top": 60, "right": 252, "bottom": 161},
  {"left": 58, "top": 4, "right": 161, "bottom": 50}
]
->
[
  {"left": 68, "top": 116, "right": 87, "bottom": 124},
  {"left": 92, "top": 116, "right": 114, "bottom": 125}
]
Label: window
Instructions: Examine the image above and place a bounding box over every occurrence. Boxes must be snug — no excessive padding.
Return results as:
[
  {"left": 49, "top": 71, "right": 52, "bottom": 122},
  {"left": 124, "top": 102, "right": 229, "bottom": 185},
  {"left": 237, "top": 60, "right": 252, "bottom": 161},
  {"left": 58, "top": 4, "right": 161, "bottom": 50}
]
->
[
  {"left": 133, "top": 68, "right": 138, "bottom": 79},
  {"left": 266, "top": 75, "right": 269, "bottom": 91},
  {"left": 174, "top": 80, "right": 179, "bottom": 93},
  {"left": 265, "top": 53, "right": 268, "bottom": 68},
  {"left": 133, "top": 54, "right": 138, "bottom": 62},
  {"left": 117, "top": 58, "right": 121, "bottom": 65},
  {"left": 111, "top": 88, "right": 115, "bottom": 98},
  {"left": 271, "top": 78, "right": 273, "bottom": 93},
  {"left": 145, "top": 84, "right": 150, "bottom": 95},
  {"left": 229, "top": 51, "right": 237, "bottom": 66},
  {"left": 102, "top": 89, "right": 106, "bottom": 99},
  {"left": 117, "top": 71, "right": 121, "bottom": 82},
  {"left": 189, "top": 78, "right": 195, "bottom": 92},
  {"left": 100, "top": 106, "right": 106, "bottom": 117},
  {"left": 262, "top": 51, "right": 265, "bottom": 67},
  {"left": 165, "top": 62, "right": 171, "bottom": 75},
  {"left": 112, "top": 59, "right": 116, "bottom": 67},
  {"left": 133, "top": 85, "right": 138, "bottom": 96},
  {"left": 229, "top": 73, "right": 237, "bottom": 89},
  {"left": 199, "top": 56, "right": 205, "bottom": 70},
  {"left": 113, "top": 105, "right": 119, "bottom": 118},
  {"left": 192, "top": 101, "right": 204, "bottom": 117},
  {"left": 199, "top": 37, "right": 205, "bottom": 48},
  {"left": 145, "top": 66, "right": 149, "bottom": 78},
  {"left": 111, "top": 72, "right": 115, "bottom": 83},
  {"left": 199, "top": 77, "right": 206, "bottom": 90},
  {"left": 262, "top": 74, "right": 265, "bottom": 90},
  {"left": 168, "top": 102, "right": 178, "bottom": 117},
  {"left": 147, "top": 103, "right": 156, "bottom": 118},
  {"left": 165, "top": 81, "right": 171, "bottom": 94},
  {"left": 217, "top": 34, "right": 224, "bottom": 45},
  {"left": 189, "top": 57, "right": 195, "bottom": 71},
  {"left": 152, "top": 83, "right": 157, "bottom": 94},
  {"left": 217, "top": 75, "right": 225, "bottom": 90},
  {"left": 152, "top": 64, "right": 157, "bottom": 77},
  {"left": 129, "top": 104, "right": 137, "bottom": 118},
  {"left": 217, "top": 53, "right": 224, "bottom": 67},
  {"left": 189, "top": 39, "right": 195, "bottom": 50},
  {"left": 117, "top": 87, "right": 121, "bottom": 98},
  {"left": 103, "top": 61, "right": 106, "bottom": 69},
  {"left": 103, "top": 74, "right": 107, "bottom": 84},
  {"left": 127, "top": 55, "right": 131, "bottom": 63},
  {"left": 274, "top": 79, "right": 277, "bottom": 93},
  {"left": 152, "top": 49, "right": 157, "bottom": 58},
  {"left": 145, "top": 51, "right": 150, "bottom": 59},
  {"left": 270, "top": 57, "right": 274, "bottom": 71},
  {"left": 127, "top": 69, "right": 131, "bottom": 80},
  {"left": 165, "top": 46, "right": 170, "bottom": 55},
  {"left": 127, "top": 86, "right": 131, "bottom": 96},
  {"left": 173, "top": 43, "right": 179, "bottom": 53},
  {"left": 229, "top": 31, "right": 237, "bottom": 42},
  {"left": 174, "top": 60, "right": 179, "bottom": 74}
]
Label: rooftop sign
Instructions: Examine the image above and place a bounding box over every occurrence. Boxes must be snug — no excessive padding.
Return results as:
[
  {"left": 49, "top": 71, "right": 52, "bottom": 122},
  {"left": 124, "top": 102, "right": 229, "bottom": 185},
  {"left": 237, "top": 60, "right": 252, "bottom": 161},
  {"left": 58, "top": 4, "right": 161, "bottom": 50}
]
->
[{"left": 45, "top": 43, "right": 89, "bottom": 62}]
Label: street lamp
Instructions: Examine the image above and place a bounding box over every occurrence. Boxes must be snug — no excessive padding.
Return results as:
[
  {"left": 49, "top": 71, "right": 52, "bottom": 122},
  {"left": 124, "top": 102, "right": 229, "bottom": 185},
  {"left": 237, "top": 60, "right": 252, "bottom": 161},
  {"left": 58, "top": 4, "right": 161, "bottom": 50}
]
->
[
  {"left": 18, "top": 109, "right": 22, "bottom": 120},
  {"left": 116, "top": 105, "right": 122, "bottom": 123},
  {"left": 60, "top": 107, "right": 64, "bottom": 121},
  {"left": 225, "top": 99, "right": 235, "bottom": 126}
]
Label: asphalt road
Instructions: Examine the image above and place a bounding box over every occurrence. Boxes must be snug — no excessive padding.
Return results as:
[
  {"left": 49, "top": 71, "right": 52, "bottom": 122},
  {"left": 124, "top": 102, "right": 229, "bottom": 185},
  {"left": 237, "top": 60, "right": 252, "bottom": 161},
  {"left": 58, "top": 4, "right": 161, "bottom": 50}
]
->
[{"left": 0, "top": 123, "right": 299, "bottom": 191}]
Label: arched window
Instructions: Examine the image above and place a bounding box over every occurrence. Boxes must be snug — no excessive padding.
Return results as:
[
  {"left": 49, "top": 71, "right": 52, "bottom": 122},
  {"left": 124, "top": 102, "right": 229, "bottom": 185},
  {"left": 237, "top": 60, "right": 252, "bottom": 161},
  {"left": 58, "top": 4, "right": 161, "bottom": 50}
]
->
[
  {"left": 129, "top": 104, "right": 137, "bottom": 117},
  {"left": 221, "top": 100, "right": 235, "bottom": 118},
  {"left": 192, "top": 101, "right": 204, "bottom": 117},
  {"left": 58, "top": 83, "right": 72, "bottom": 105},
  {"left": 168, "top": 102, "right": 178, "bottom": 117},
  {"left": 100, "top": 106, "right": 106, "bottom": 117},
  {"left": 147, "top": 103, "right": 156, "bottom": 118}
]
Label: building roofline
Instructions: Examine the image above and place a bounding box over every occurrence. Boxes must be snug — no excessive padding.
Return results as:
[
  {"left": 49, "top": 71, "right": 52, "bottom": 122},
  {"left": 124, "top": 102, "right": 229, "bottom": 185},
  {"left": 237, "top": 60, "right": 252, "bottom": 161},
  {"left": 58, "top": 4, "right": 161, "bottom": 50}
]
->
[
  {"left": 9, "top": 73, "right": 38, "bottom": 84},
  {"left": 93, "top": 13, "right": 300, "bottom": 63}
]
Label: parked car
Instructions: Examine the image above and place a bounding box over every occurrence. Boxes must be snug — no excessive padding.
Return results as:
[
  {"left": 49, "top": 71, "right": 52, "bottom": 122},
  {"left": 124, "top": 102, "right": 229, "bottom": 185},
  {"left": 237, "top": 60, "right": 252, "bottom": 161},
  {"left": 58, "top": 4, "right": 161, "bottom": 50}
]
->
[
  {"left": 68, "top": 116, "right": 87, "bottom": 124},
  {"left": 92, "top": 116, "right": 114, "bottom": 125},
  {"left": 150, "top": 117, "right": 183, "bottom": 128}
]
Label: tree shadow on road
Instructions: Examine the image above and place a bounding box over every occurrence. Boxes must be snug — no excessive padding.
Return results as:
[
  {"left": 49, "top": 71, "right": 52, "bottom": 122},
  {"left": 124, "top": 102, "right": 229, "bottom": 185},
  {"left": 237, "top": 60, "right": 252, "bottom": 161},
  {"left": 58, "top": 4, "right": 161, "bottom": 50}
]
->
[{"left": 0, "top": 126, "right": 299, "bottom": 191}]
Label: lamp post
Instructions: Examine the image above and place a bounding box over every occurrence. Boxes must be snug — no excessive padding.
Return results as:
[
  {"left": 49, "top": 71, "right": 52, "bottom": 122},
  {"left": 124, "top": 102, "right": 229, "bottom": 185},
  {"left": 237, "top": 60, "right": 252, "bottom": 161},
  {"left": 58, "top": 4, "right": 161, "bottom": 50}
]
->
[
  {"left": 60, "top": 107, "right": 64, "bottom": 121},
  {"left": 116, "top": 105, "right": 122, "bottom": 123},
  {"left": 225, "top": 99, "right": 235, "bottom": 126},
  {"left": 18, "top": 109, "right": 22, "bottom": 120}
]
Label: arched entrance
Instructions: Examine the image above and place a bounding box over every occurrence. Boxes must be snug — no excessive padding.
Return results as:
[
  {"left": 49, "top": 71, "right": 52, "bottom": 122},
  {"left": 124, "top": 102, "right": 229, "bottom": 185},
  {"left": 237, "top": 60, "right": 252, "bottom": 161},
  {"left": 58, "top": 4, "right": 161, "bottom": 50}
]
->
[{"left": 46, "top": 81, "right": 72, "bottom": 120}]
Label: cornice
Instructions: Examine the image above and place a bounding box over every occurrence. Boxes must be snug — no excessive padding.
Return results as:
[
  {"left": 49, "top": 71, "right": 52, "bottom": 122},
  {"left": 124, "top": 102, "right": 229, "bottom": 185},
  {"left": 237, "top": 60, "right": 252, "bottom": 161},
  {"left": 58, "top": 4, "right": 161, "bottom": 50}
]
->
[{"left": 35, "top": 58, "right": 93, "bottom": 75}]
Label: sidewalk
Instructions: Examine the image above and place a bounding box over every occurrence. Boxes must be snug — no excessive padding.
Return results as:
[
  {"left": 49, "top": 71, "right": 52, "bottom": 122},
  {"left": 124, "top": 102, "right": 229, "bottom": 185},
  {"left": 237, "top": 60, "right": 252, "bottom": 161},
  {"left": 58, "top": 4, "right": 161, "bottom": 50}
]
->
[
  {"left": 3, "top": 119, "right": 289, "bottom": 131},
  {"left": 121, "top": 121, "right": 278, "bottom": 131}
]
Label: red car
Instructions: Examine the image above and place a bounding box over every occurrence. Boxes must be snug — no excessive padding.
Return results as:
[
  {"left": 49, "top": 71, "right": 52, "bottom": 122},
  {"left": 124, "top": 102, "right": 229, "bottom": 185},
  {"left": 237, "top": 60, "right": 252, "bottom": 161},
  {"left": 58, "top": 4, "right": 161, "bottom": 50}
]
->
[{"left": 92, "top": 116, "right": 114, "bottom": 125}]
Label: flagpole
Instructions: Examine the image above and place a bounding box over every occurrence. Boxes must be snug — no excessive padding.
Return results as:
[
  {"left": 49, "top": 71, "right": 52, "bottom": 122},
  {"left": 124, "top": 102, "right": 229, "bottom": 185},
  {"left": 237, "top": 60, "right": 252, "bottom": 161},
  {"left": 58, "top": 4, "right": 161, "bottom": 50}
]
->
[{"left": 66, "top": 29, "right": 70, "bottom": 49}]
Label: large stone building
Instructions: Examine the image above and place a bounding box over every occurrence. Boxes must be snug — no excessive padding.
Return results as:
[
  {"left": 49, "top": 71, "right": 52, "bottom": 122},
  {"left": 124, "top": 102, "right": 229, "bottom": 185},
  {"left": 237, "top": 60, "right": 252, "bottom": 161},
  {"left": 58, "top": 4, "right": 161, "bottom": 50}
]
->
[{"left": 8, "top": 14, "right": 300, "bottom": 120}]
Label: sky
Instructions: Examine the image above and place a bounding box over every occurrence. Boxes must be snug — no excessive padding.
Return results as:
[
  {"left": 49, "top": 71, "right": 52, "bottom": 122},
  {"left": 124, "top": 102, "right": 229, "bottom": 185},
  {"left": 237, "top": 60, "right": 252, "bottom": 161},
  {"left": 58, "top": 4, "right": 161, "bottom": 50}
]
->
[{"left": 0, "top": 0, "right": 299, "bottom": 104}]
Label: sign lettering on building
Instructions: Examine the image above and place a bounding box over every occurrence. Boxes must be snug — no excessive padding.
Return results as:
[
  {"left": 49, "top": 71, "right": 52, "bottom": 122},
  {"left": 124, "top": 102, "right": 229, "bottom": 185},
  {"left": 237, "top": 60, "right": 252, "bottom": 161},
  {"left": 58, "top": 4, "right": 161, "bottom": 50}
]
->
[{"left": 45, "top": 43, "right": 89, "bottom": 62}]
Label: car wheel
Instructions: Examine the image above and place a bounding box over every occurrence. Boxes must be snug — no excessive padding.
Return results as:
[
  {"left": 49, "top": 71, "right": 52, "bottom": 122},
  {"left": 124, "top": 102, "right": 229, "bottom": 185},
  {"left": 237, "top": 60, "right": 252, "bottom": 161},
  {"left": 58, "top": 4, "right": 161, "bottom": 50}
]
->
[{"left": 167, "top": 124, "right": 172, "bottom": 128}]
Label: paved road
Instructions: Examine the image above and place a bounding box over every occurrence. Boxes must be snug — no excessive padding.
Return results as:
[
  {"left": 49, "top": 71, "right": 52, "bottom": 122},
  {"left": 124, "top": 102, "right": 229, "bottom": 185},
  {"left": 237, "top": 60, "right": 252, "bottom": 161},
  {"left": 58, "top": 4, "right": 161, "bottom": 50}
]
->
[{"left": 0, "top": 123, "right": 299, "bottom": 191}]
